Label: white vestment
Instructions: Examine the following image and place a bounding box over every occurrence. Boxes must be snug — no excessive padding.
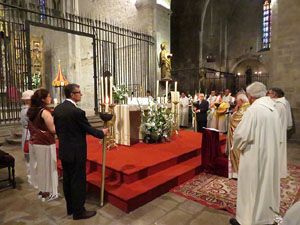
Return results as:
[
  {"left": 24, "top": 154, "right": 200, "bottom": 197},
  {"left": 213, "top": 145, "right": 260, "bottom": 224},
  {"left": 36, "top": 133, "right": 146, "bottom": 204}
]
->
[
  {"left": 179, "top": 96, "right": 189, "bottom": 127},
  {"left": 282, "top": 201, "right": 300, "bottom": 225},
  {"left": 283, "top": 97, "right": 293, "bottom": 130},
  {"left": 207, "top": 95, "right": 216, "bottom": 127},
  {"left": 275, "top": 97, "right": 288, "bottom": 178},
  {"left": 232, "top": 96, "right": 282, "bottom": 225},
  {"left": 222, "top": 95, "right": 233, "bottom": 104}
]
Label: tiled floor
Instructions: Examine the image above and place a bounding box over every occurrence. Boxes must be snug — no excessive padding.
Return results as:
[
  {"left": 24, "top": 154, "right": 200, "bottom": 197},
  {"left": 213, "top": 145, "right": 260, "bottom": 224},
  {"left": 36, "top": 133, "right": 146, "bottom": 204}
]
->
[{"left": 0, "top": 141, "right": 299, "bottom": 225}]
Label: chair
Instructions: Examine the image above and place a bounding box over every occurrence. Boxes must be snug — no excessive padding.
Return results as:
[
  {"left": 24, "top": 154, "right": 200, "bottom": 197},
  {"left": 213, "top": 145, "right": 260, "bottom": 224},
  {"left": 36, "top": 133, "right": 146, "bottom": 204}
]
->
[
  {"left": 0, "top": 150, "right": 16, "bottom": 189},
  {"left": 201, "top": 129, "right": 228, "bottom": 177}
]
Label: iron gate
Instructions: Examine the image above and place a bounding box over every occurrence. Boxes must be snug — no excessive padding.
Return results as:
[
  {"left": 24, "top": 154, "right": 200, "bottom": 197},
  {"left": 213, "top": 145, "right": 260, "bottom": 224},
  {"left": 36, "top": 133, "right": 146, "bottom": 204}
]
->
[{"left": 0, "top": 1, "right": 155, "bottom": 123}]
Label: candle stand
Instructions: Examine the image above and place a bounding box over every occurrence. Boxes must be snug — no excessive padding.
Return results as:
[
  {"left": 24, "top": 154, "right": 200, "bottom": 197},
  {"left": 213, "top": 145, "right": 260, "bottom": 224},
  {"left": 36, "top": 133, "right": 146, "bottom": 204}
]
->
[{"left": 99, "top": 104, "right": 118, "bottom": 207}]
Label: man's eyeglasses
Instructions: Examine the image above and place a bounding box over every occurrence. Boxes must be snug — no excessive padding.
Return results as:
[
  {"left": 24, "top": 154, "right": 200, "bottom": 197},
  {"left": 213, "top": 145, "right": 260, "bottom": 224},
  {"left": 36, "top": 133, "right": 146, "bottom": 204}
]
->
[{"left": 72, "top": 91, "right": 81, "bottom": 94}]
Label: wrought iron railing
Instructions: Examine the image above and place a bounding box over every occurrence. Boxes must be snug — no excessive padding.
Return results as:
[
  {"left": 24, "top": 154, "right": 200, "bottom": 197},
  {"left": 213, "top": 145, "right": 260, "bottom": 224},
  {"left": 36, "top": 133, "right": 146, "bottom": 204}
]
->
[{"left": 0, "top": 1, "right": 155, "bottom": 123}]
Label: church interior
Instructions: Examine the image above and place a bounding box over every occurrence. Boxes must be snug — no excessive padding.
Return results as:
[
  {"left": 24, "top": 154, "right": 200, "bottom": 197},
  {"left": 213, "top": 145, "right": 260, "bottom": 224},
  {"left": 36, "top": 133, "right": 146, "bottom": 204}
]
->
[{"left": 0, "top": 0, "right": 300, "bottom": 224}]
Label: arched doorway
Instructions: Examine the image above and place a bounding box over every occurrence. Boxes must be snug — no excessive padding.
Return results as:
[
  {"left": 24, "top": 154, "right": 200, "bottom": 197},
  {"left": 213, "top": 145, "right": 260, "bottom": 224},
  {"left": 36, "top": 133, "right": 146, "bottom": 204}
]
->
[{"left": 232, "top": 58, "right": 269, "bottom": 91}]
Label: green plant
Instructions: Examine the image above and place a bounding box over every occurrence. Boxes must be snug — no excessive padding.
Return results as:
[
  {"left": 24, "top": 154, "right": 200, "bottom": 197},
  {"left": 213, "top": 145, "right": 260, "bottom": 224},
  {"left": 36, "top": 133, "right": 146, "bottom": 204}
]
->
[{"left": 113, "top": 85, "right": 129, "bottom": 103}]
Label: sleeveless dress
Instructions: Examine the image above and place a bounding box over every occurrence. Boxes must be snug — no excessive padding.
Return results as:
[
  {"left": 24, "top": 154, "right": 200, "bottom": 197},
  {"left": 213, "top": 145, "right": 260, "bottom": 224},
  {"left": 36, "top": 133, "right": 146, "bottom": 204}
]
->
[{"left": 29, "top": 108, "right": 58, "bottom": 197}]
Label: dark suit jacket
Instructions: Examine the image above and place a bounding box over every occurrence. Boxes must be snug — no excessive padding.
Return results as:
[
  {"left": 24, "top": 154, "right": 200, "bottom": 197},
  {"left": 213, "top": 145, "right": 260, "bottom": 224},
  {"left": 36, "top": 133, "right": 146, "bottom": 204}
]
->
[
  {"left": 53, "top": 100, "right": 104, "bottom": 163},
  {"left": 195, "top": 100, "right": 209, "bottom": 122}
]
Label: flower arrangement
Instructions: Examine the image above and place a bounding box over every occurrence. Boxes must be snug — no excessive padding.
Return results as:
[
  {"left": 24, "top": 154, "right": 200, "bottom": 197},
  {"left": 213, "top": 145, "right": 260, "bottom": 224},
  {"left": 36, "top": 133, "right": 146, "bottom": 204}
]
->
[
  {"left": 113, "top": 85, "right": 129, "bottom": 104},
  {"left": 139, "top": 102, "right": 174, "bottom": 143}
]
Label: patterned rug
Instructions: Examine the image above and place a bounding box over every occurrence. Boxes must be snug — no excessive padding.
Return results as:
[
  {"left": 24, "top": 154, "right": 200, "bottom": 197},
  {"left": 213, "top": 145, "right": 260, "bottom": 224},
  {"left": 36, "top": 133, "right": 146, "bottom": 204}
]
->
[{"left": 171, "top": 164, "right": 300, "bottom": 215}]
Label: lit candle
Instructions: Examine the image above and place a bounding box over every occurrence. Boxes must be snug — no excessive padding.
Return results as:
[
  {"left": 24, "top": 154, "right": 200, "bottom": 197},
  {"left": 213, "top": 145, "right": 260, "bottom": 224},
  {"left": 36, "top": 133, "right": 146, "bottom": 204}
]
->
[
  {"left": 165, "top": 81, "right": 168, "bottom": 102},
  {"left": 174, "top": 81, "right": 178, "bottom": 102},
  {"left": 156, "top": 80, "right": 159, "bottom": 98},
  {"left": 105, "top": 76, "right": 108, "bottom": 103},
  {"left": 105, "top": 96, "right": 109, "bottom": 112},
  {"left": 110, "top": 76, "right": 113, "bottom": 104},
  {"left": 101, "top": 77, "right": 105, "bottom": 103}
]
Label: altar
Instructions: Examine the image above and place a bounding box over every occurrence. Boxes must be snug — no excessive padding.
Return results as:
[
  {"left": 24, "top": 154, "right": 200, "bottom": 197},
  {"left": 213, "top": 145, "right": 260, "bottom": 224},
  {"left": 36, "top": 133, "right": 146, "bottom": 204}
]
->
[
  {"left": 113, "top": 96, "right": 179, "bottom": 146},
  {"left": 114, "top": 104, "right": 143, "bottom": 146}
]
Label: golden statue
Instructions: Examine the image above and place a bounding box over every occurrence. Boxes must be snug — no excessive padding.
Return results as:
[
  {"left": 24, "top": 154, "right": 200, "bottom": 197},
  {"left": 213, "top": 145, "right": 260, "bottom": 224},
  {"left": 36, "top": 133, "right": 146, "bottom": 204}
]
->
[
  {"left": 227, "top": 93, "right": 250, "bottom": 178},
  {"left": 159, "top": 42, "right": 172, "bottom": 80}
]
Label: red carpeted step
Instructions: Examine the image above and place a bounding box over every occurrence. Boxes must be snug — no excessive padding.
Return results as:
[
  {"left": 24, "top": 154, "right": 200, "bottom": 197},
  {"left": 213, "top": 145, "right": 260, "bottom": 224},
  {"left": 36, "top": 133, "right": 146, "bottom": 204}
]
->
[
  {"left": 220, "top": 143, "right": 226, "bottom": 154},
  {"left": 219, "top": 135, "right": 227, "bottom": 146},
  {"left": 87, "top": 155, "right": 202, "bottom": 212}
]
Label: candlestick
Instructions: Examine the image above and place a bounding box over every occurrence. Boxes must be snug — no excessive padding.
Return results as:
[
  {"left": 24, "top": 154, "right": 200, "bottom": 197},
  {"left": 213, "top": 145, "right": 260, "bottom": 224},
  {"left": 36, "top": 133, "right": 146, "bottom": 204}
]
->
[
  {"left": 156, "top": 80, "right": 159, "bottom": 99},
  {"left": 110, "top": 76, "right": 113, "bottom": 104},
  {"left": 175, "top": 81, "right": 177, "bottom": 93},
  {"left": 105, "top": 76, "right": 108, "bottom": 103}
]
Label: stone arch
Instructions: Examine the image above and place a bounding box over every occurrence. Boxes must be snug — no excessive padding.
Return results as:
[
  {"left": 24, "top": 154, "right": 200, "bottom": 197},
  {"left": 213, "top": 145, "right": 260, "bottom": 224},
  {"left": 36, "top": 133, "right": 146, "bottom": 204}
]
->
[{"left": 231, "top": 55, "right": 268, "bottom": 75}]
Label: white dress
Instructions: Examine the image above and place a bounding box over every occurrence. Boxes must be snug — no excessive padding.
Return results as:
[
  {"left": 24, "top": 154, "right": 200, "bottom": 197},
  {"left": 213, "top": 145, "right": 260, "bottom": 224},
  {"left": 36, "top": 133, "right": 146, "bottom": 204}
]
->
[{"left": 232, "top": 96, "right": 282, "bottom": 225}]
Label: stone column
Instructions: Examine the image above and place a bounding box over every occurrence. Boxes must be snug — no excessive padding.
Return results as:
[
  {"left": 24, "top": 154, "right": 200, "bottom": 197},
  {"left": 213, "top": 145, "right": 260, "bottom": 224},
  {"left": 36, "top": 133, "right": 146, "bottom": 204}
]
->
[{"left": 270, "top": 0, "right": 300, "bottom": 142}]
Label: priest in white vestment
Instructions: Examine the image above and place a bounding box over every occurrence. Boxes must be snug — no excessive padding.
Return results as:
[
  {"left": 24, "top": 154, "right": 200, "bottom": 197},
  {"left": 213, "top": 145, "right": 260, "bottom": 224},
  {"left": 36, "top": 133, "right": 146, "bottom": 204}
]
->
[
  {"left": 282, "top": 201, "right": 300, "bottom": 225},
  {"left": 268, "top": 88, "right": 288, "bottom": 178},
  {"left": 207, "top": 90, "right": 217, "bottom": 127},
  {"left": 230, "top": 82, "right": 282, "bottom": 225},
  {"left": 179, "top": 92, "right": 190, "bottom": 127}
]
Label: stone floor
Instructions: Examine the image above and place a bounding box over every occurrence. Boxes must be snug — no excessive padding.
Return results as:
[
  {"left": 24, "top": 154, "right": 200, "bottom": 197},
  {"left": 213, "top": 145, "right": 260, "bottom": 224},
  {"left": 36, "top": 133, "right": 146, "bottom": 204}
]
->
[{"left": 0, "top": 142, "right": 299, "bottom": 225}]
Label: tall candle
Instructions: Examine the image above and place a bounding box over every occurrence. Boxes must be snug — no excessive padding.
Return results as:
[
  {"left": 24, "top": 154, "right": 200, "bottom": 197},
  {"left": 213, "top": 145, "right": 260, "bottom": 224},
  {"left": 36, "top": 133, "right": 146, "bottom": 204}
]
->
[
  {"left": 165, "top": 81, "right": 168, "bottom": 100},
  {"left": 105, "top": 96, "right": 109, "bottom": 112},
  {"left": 110, "top": 76, "right": 113, "bottom": 104},
  {"left": 105, "top": 76, "right": 108, "bottom": 103},
  {"left": 174, "top": 82, "right": 178, "bottom": 102},
  {"left": 101, "top": 77, "right": 105, "bottom": 103},
  {"left": 156, "top": 80, "right": 159, "bottom": 98}
]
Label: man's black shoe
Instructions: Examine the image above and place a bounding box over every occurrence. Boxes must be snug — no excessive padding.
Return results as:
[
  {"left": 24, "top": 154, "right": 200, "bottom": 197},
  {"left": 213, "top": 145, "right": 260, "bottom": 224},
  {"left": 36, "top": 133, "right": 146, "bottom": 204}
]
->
[
  {"left": 73, "top": 210, "right": 96, "bottom": 220},
  {"left": 229, "top": 218, "right": 240, "bottom": 225}
]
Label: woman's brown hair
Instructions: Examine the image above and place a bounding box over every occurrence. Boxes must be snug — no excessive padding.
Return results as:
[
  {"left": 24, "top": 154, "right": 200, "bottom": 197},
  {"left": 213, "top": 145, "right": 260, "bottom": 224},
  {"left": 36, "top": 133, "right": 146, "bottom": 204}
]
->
[{"left": 27, "top": 89, "right": 50, "bottom": 121}]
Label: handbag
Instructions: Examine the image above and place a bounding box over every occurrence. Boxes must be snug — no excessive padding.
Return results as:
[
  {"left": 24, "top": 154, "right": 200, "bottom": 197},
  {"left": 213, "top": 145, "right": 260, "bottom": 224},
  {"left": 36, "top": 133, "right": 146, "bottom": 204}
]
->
[{"left": 24, "top": 129, "right": 29, "bottom": 154}]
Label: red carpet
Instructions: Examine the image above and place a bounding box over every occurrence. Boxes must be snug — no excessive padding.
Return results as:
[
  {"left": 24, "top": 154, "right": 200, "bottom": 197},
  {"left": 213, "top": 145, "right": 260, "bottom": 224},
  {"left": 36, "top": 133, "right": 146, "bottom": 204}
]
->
[
  {"left": 57, "top": 130, "right": 227, "bottom": 212},
  {"left": 171, "top": 164, "right": 300, "bottom": 216}
]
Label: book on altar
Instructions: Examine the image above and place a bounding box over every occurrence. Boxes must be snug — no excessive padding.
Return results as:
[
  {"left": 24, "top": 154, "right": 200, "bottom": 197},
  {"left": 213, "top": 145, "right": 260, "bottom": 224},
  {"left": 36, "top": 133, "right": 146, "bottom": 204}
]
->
[{"left": 203, "top": 127, "right": 221, "bottom": 132}]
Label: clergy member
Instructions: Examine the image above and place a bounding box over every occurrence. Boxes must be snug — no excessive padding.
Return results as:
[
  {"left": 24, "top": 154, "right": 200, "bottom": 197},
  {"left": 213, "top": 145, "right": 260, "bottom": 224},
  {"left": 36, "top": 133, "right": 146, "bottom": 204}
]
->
[
  {"left": 269, "top": 87, "right": 288, "bottom": 178},
  {"left": 226, "top": 92, "right": 250, "bottom": 179},
  {"left": 222, "top": 88, "right": 233, "bottom": 104},
  {"left": 179, "top": 91, "right": 189, "bottom": 127},
  {"left": 229, "top": 82, "right": 282, "bottom": 225},
  {"left": 210, "top": 91, "right": 229, "bottom": 134},
  {"left": 207, "top": 90, "right": 217, "bottom": 127}
]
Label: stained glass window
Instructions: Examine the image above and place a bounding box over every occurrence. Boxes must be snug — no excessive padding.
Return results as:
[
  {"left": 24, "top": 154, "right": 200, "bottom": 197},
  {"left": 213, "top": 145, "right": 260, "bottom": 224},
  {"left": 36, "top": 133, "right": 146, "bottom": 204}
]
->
[
  {"left": 262, "top": 0, "right": 271, "bottom": 49},
  {"left": 40, "top": 0, "right": 46, "bottom": 20}
]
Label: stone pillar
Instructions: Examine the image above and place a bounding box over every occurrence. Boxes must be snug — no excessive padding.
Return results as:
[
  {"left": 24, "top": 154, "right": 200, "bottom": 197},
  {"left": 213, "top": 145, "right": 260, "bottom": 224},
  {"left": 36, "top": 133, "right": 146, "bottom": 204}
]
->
[{"left": 270, "top": 0, "right": 300, "bottom": 142}]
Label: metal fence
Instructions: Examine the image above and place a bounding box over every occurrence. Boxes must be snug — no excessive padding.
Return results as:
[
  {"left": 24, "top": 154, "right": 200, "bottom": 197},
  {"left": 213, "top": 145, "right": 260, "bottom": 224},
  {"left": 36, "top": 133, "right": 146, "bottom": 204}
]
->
[
  {"left": 0, "top": 1, "right": 155, "bottom": 123},
  {"left": 172, "top": 67, "right": 269, "bottom": 96}
]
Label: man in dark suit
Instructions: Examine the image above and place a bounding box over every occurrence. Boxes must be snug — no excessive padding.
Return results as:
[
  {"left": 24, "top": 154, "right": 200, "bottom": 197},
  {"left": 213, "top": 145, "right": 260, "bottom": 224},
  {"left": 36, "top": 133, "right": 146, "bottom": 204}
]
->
[
  {"left": 53, "top": 83, "right": 108, "bottom": 220},
  {"left": 193, "top": 93, "right": 209, "bottom": 132}
]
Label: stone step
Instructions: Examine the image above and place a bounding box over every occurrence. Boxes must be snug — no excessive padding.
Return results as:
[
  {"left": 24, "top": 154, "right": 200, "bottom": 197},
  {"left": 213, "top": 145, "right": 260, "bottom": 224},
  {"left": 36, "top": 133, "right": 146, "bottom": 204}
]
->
[{"left": 6, "top": 137, "right": 22, "bottom": 145}]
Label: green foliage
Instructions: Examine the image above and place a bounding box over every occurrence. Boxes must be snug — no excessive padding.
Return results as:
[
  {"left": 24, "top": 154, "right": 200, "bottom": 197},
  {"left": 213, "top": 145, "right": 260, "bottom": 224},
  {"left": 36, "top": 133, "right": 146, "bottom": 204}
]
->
[{"left": 113, "top": 85, "right": 129, "bottom": 103}]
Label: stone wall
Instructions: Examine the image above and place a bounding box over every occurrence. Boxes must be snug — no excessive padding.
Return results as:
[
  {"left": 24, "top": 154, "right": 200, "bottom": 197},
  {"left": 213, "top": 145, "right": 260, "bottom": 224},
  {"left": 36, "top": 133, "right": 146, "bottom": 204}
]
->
[{"left": 270, "top": 0, "right": 300, "bottom": 141}]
